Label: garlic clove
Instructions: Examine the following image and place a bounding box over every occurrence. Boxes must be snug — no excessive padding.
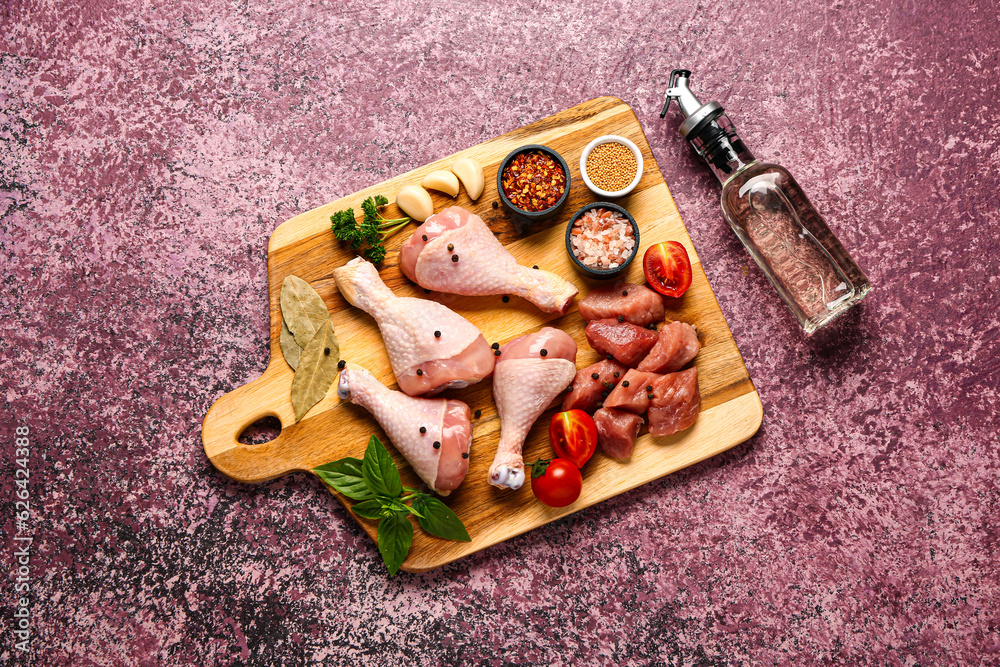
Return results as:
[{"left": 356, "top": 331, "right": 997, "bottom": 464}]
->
[
  {"left": 396, "top": 184, "right": 435, "bottom": 222},
  {"left": 421, "top": 170, "right": 461, "bottom": 197},
  {"left": 452, "top": 157, "right": 484, "bottom": 200}
]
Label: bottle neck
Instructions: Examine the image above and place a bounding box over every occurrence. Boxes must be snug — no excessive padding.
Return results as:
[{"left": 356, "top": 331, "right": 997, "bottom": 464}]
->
[
  {"left": 709, "top": 149, "right": 756, "bottom": 187},
  {"left": 686, "top": 112, "right": 756, "bottom": 186}
]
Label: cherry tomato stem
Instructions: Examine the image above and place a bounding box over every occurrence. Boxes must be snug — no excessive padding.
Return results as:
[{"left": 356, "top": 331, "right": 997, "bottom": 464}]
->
[{"left": 529, "top": 458, "right": 583, "bottom": 508}]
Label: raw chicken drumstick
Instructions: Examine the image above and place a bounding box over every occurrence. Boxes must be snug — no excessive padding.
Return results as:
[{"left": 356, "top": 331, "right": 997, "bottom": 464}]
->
[
  {"left": 337, "top": 365, "right": 471, "bottom": 495},
  {"left": 334, "top": 257, "right": 495, "bottom": 396},
  {"left": 488, "top": 327, "right": 577, "bottom": 490},
  {"left": 399, "top": 206, "right": 579, "bottom": 314}
]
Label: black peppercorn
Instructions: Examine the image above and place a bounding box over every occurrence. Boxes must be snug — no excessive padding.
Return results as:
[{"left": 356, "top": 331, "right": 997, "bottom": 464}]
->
[
  {"left": 613, "top": 372, "right": 620, "bottom": 378},
  {"left": 502, "top": 296, "right": 509, "bottom": 303},
  {"left": 420, "top": 426, "right": 427, "bottom": 434},
  {"left": 602, "top": 390, "right": 609, "bottom": 398},
  {"left": 646, "top": 385, "right": 653, "bottom": 392},
  {"left": 622, "top": 380, "right": 630, "bottom": 387},
  {"left": 492, "top": 201, "right": 499, "bottom": 209},
  {"left": 337, "top": 359, "right": 346, "bottom": 369},
  {"left": 416, "top": 369, "right": 423, "bottom": 376},
  {"left": 461, "top": 452, "right": 469, "bottom": 459},
  {"left": 433, "top": 441, "right": 441, "bottom": 449},
  {"left": 324, "top": 347, "right": 331, "bottom": 356},
  {"left": 647, "top": 392, "right": 654, "bottom": 399},
  {"left": 451, "top": 254, "right": 459, "bottom": 262},
  {"left": 494, "top": 349, "right": 501, "bottom": 356},
  {"left": 532, "top": 265, "right": 538, "bottom": 270},
  {"left": 606, "top": 354, "right": 613, "bottom": 360},
  {"left": 540, "top": 349, "right": 548, "bottom": 357},
  {"left": 617, "top": 315, "right": 624, "bottom": 323},
  {"left": 434, "top": 330, "right": 441, "bottom": 338},
  {"left": 591, "top": 372, "right": 600, "bottom": 380},
  {"left": 622, "top": 290, "right": 628, "bottom": 296},
  {"left": 422, "top": 234, "right": 428, "bottom": 241},
  {"left": 596, "top": 401, "right": 603, "bottom": 409},
  {"left": 492, "top": 342, "right": 500, "bottom": 349},
  {"left": 474, "top": 409, "right": 482, "bottom": 419},
  {"left": 447, "top": 243, "right": 454, "bottom": 252}
]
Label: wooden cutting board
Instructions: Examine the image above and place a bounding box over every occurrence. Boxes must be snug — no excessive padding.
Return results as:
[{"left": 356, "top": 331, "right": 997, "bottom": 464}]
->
[{"left": 202, "top": 96, "right": 762, "bottom": 573}]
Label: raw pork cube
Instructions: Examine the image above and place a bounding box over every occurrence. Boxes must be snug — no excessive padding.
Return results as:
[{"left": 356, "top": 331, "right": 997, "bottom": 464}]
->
[
  {"left": 602, "top": 368, "right": 663, "bottom": 414},
  {"left": 594, "top": 408, "right": 643, "bottom": 460},
  {"left": 584, "top": 319, "right": 659, "bottom": 367},
  {"left": 562, "top": 359, "right": 629, "bottom": 413},
  {"left": 648, "top": 368, "right": 700, "bottom": 437},
  {"left": 637, "top": 321, "right": 700, "bottom": 374},
  {"left": 578, "top": 282, "right": 665, "bottom": 326}
]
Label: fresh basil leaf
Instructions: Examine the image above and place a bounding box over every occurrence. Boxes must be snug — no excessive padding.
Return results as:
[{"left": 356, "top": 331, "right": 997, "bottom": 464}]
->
[
  {"left": 377, "top": 511, "right": 413, "bottom": 576},
  {"left": 412, "top": 495, "right": 471, "bottom": 542},
  {"left": 351, "top": 499, "right": 386, "bottom": 520},
  {"left": 314, "top": 457, "right": 373, "bottom": 501},
  {"left": 363, "top": 435, "right": 403, "bottom": 499},
  {"left": 404, "top": 502, "right": 425, "bottom": 519},
  {"left": 387, "top": 499, "right": 409, "bottom": 515},
  {"left": 315, "top": 456, "right": 364, "bottom": 477}
]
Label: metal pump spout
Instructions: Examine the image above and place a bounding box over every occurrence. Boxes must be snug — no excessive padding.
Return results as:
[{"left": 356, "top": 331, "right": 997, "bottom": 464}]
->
[
  {"left": 660, "top": 69, "right": 703, "bottom": 119},
  {"left": 659, "top": 69, "right": 750, "bottom": 174},
  {"left": 660, "top": 69, "right": 727, "bottom": 142}
]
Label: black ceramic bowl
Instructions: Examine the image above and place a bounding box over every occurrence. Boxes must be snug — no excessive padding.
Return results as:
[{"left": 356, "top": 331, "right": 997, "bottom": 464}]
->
[
  {"left": 565, "top": 201, "right": 640, "bottom": 280},
  {"left": 497, "top": 144, "right": 571, "bottom": 229}
]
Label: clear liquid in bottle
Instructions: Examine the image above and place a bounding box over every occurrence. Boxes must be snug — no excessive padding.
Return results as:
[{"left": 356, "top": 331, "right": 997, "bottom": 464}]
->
[{"left": 721, "top": 163, "right": 870, "bottom": 332}]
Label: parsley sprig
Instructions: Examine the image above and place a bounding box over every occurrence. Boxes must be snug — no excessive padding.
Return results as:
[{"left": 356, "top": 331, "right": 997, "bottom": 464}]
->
[
  {"left": 330, "top": 195, "right": 412, "bottom": 264},
  {"left": 314, "top": 435, "right": 471, "bottom": 575}
]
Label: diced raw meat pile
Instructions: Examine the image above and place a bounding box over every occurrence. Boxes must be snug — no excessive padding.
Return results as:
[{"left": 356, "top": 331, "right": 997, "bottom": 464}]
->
[{"left": 565, "top": 283, "right": 703, "bottom": 460}]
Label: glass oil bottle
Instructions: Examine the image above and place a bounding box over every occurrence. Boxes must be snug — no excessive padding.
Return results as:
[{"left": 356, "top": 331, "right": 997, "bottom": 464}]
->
[{"left": 661, "top": 70, "right": 871, "bottom": 333}]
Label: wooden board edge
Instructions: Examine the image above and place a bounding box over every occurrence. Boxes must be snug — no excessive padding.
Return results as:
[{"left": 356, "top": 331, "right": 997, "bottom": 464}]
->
[
  {"left": 397, "top": 389, "right": 764, "bottom": 573},
  {"left": 201, "top": 358, "right": 294, "bottom": 474}
]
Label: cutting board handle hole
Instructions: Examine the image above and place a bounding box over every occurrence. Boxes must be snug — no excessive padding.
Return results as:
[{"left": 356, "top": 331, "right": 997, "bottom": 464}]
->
[{"left": 237, "top": 415, "right": 282, "bottom": 445}]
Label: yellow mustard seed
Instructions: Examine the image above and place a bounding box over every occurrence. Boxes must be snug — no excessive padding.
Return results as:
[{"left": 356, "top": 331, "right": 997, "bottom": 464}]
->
[{"left": 586, "top": 142, "right": 638, "bottom": 192}]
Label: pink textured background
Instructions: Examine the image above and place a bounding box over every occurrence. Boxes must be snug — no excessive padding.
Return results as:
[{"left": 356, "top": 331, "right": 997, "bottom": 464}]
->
[{"left": 2, "top": 0, "right": 999, "bottom": 664}]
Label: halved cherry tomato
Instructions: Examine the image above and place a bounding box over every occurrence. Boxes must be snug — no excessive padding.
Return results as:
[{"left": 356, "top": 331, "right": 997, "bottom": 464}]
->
[
  {"left": 643, "top": 241, "right": 692, "bottom": 298},
  {"left": 530, "top": 458, "right": 583, "bottom": 507},
  {"left": 549, "top": 410, "right": 597, "bottom": 469}
]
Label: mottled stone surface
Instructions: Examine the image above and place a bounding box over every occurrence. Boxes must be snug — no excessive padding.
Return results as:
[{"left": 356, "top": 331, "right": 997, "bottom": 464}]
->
[{"left": 2, "top": 0, "right": 999, "bottom": 664}]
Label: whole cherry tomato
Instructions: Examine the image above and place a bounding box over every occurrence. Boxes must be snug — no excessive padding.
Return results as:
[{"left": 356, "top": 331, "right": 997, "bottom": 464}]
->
[
  {"left": 530, "top": 458, "right": 583, "bottom": 508},
  {"left": 643, "top": 241, "right": 692, "bottom": 298},
  {"left": 549, "top": 410, "right": 598, "bottom": 469}
]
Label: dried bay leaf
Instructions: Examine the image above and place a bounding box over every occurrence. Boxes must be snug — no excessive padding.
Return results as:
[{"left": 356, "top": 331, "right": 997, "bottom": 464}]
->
[
  {"left": 280, "top": 320, "right": 302, "bottom": 370},
  {"left": 290, "top": 320, "right": 340, "bottom": 422},
  {"left": 280, "top": 275, "right": 330, "bottom": 348}
]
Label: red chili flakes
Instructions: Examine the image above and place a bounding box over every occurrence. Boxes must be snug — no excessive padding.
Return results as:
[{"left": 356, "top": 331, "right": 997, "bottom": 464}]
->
[{"left": 502, "top": 151, "right": 566, "bottom": 212}]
